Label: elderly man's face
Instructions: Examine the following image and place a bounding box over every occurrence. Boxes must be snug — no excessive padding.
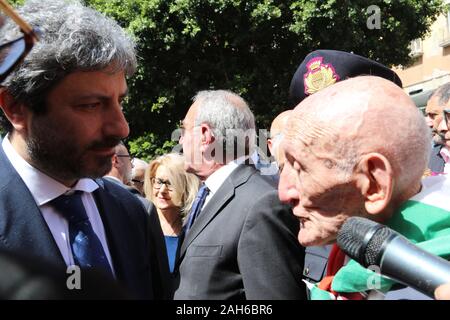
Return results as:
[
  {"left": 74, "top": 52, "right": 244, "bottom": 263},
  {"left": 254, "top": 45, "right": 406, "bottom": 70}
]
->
[
  {"left": 278, "top": 128, "right": 363, "bottom": 247},
  {"left": 25, "top": 69, "right": 129, "bottom": 184},
  {"left": 179, "top": 101, "right": 203, "bottom": 174},
  {"left": 425, "top": 96, "right": 445, "bottom": 144}
]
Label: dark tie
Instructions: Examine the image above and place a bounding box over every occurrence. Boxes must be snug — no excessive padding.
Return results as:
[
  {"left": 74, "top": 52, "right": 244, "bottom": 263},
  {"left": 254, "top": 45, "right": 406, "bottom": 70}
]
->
[
  {"left": 185, "top": 184, "right": 210, "bottom": 233},
  {"left": 51, "top": 191, "right": 113, "bottom": 277}
]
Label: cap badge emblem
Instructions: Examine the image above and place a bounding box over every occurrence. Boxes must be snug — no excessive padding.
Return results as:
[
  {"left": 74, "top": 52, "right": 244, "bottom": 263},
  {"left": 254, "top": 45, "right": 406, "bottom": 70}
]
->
[{"left": 304, "top": 57, "right": 340, "bottom": 95}]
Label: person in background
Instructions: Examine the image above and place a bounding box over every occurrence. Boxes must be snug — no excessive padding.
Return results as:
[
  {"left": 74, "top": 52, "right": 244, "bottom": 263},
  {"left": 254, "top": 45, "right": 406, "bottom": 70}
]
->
[
  {"left": 104, "top": 142, "right": 133, "bottom": 186},
  {"left": 268, "top": 110, "right": 292, "bottom": 173},
  {"left": 425, "top": 83, "right": 450, "bottom": 174},
  {"left": 130, "top": 158, "right": 148, "bottom": 196},
  {"left": 145, "top": 153, "right": 199, "bottom": 273}
]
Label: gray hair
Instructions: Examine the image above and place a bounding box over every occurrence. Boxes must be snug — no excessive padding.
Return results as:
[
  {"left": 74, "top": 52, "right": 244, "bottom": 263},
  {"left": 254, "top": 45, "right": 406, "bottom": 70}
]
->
[
  {"left": 0, "top": 0, "right": 136, "bottom": 131},
  {"left": 432, "top": 82, "right": 450, "bottom": 106},
  {"left": 193, "top": 90, "right": 256, "bottom": 160}
]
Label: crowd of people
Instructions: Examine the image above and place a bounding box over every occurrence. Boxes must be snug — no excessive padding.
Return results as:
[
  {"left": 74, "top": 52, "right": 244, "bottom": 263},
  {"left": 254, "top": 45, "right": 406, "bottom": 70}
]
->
[{"left": 1, "top": 0, "right": 450, "bottom": 300}]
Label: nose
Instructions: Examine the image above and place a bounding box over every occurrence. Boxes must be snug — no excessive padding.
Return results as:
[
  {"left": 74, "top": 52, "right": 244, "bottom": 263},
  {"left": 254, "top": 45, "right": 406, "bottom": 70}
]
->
[
  {"left": 437, "top": 117, "right": 448, "bottom": 136},
  {"left": 103, "top": 101, "right": 130, "bottom": 139},
  {"left": 278, "top": 165, "right": 300, "bottom": 205},
  {"left": 425, "top": 115, "right": 433, "bottom": 129}
]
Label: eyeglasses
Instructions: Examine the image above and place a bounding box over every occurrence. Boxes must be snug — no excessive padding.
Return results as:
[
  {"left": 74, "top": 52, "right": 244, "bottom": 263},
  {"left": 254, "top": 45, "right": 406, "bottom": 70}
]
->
[
  {"left": 116, "top": 154, "right": 132, "bottom": 159},
  {"left": 179, "top": 120, "right": 199, "bottom": 137},
  {"left": 131, "top": 179, "right": 144, "bottom": 185},
  {"left": 0, "top": 0, "right": 39, "bottom": 83},
  {"left": 151, "top": 177, "right": 173, "bottom": 191}
]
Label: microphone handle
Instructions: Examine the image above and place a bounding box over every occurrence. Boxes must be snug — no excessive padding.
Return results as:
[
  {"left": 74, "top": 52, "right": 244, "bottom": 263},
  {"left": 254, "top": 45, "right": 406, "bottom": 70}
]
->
[{"left": 380, "top": 235, "right": 450, "bottom": 298}]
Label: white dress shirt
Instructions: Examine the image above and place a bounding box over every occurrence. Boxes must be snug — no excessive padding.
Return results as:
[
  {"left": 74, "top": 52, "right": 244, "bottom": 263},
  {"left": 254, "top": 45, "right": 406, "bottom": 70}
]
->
[
  {"left": 202, "top": 159, "right": 242, "bottom": 209},
  {"left": 440, "top": 146, "right": 450, "bottom": 174},
  {"left": 2, "top": 136, "right": 115, "bottom": 274}
]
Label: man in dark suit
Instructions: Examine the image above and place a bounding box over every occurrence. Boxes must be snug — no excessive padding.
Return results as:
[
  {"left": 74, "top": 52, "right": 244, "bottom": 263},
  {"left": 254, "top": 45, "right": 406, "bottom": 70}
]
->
[
  {"left": 0, "top": 0, "right": 169, "bottom": 299},
  {"left": 104, "top": 142, "right": 173, "bottom": 299},
  {"left": 174, "top": 90, "right": 305, "bottom": 300}
]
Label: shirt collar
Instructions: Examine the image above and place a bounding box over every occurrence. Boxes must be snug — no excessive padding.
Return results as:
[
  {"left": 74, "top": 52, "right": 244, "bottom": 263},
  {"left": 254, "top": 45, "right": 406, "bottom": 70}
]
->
[
  {"left": 440, "top": 146, "right": 450, "bottom": 164},
  {"left": 2, "top": 135, "right": 99, "bottom": 206},
  {"left": 204, "top": 158, "right": 243, "bottom": 195}
]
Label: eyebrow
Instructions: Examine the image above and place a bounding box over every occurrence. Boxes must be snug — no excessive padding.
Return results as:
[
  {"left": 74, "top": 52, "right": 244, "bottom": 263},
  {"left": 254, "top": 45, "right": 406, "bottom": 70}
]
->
[{"left": 75, "top": 89, "right": 129, "bottom": 101}]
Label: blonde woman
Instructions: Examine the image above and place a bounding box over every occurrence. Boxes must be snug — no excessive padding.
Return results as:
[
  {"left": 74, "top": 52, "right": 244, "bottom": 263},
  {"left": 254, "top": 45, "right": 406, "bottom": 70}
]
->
[{"left": 145, "top": 153, "right": 200, "bottom": 273}]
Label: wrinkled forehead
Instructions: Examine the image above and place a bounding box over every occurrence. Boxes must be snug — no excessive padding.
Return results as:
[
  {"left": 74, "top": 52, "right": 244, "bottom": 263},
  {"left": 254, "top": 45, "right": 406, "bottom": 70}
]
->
[{"left": 283, "top": 110, "right": 335, "bottom": 151}]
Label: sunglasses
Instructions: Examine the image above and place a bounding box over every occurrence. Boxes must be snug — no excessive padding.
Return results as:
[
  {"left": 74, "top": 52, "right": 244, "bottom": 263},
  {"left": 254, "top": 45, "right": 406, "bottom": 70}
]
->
[{"left": 0, "top": 0, "right": 39, "bottom": 83}]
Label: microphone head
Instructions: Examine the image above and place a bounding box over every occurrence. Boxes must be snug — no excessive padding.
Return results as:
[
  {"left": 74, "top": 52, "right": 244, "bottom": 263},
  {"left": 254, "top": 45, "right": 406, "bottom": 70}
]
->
[{"left": 337, "top": 216, "right": 397, "bottom": 267}]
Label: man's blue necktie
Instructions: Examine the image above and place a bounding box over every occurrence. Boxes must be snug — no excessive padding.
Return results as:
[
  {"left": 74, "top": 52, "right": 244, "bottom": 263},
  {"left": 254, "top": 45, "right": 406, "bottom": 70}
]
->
[
  {"left": 51, "top": 191, "right": 113, "bottom": 277},
  {"left": 185, "top": 184, "right": 210, "bottom": 233}
]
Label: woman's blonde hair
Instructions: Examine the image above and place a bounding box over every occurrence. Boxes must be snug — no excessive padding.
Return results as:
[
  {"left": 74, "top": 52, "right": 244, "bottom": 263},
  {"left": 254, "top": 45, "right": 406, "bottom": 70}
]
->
[{"left": 144, "top": 153, "right": 200, "bottom": 218}]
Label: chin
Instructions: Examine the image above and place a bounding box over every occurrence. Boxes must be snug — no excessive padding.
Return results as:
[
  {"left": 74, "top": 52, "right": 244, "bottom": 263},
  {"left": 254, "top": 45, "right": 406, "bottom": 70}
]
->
[{"left": 298, "top": 230, "right": 330, "bottom": 247}]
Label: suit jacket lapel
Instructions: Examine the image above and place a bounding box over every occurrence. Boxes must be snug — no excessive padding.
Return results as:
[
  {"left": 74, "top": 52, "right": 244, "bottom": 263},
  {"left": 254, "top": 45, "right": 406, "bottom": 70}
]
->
[
  {"left": 92, "top": 180, "right": 134, "bottom": 284},
  {"left": 179, "top": 164, "right": 256, "bottom": 257},
  {"left": 0, "top": 145, "right": 63, "bottom": 267},
  {"left": 180, "top": 179, "right": 234, "bottom": 256}
]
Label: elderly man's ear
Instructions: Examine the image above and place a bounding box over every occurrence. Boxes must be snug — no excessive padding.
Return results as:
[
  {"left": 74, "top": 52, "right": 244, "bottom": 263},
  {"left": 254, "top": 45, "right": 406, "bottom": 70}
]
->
[
  {"left": 354, "top": 153, "right": 394, "bottom": 215},
  {"left": 0, "top": 89, "right": 29, "bottom": 132}
]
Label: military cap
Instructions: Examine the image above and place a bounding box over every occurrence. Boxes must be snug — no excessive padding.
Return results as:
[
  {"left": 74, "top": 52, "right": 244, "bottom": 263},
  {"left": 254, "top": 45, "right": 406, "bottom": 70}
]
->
[{"left": 289, "top": 49, "right": 403, "bottom": 107}]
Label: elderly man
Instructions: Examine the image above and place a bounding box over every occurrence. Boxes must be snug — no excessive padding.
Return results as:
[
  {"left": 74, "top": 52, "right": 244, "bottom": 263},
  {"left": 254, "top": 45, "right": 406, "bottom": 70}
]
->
[
  {"left": 175, "top": 89, "right": 305, "bottom": 300},
  {"left": 288, "top": 49, "right": 404, "bottom": 287},
  {"left": 279, "top": 76, "right": 450, "bottom": 299},
  {"left": 425, "top": 83, "right": 450, "bottom": 174},
  {"left": 130, "top": 158, "right": 148, "bottom": 196},
  {"left": 0, "top": 0, "right": 170, "bottom": 299}
]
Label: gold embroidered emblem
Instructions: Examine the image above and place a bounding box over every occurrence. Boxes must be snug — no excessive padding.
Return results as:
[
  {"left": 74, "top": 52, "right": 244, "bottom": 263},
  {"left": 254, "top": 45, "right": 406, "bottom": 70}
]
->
[{"left": 303, "top": 57, "right": 339, "bottom": 95}]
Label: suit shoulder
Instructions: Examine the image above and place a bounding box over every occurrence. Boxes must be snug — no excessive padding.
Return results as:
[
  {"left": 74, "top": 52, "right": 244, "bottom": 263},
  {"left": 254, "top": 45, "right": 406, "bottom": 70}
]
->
[
  {"left": 243, "top": 170, "right": 278, "bottom": 194},
  {"left": 98, "top": 178, "right": 147, "bottom": 217}
]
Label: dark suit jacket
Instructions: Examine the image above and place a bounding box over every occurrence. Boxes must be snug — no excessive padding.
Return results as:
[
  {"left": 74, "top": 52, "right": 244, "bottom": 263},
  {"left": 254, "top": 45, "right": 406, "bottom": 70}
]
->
[
  {"left": 0, "top": 145, "right": 165, "bottom": 299},
  {"left": 428, "top": 143, "right": 445, "bottom": 173},
  {"left": 103, "top": 176, "right": 172, "bottom": 299},
  {"left": 173, "top": 164, "right": 306, "bottom": 300}
]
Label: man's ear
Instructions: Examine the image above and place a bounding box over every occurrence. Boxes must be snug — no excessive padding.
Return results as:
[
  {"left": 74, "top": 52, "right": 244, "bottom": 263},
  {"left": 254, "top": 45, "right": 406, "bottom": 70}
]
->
[
  {"left": 0, "top": 89, "right": 29, "bottom": 132},
  {"left": 267, "top": 138, "right": 274, "bottom": 156},
  {"left": 355, "top": 153, "right": 394, "bottom": 215},
  {"left": 200, "top": 123, "right": 215, "bottom": 145},
  {"left": 111, "top": 155, "right": 120, "bottom": 169}
]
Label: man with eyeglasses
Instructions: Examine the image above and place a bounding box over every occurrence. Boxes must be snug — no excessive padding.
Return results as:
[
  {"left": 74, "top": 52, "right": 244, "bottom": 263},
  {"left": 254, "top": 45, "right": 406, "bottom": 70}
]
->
[
  {"left": 175, "top": 89, "right": 306, "bottom": 300},
  {"left": 130, "top": 158, "right": 148, "bottom": 196},
  {"left": 0, "top": 0, "right": 170, "bottom": 299},
  {"left": 425, "top": 83, "right": 450, "bottom": 174},
  {"left": 104, "top": 142, "right": 134, "bottom": 186},
  {"left": 436, "top": 109, "right": 450, "bottom": 174}
]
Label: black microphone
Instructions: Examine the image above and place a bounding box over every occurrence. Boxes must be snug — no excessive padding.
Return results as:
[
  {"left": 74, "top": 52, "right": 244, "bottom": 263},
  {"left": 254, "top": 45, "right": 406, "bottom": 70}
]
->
[{"left": 337, "top": 216, "right": 450, "bottom": 298}]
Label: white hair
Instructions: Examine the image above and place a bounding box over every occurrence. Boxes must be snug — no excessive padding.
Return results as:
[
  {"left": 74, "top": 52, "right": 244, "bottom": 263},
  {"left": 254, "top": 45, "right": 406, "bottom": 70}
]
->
[{"left": 193, "top": 90, "right": 256, "bottom": 159}]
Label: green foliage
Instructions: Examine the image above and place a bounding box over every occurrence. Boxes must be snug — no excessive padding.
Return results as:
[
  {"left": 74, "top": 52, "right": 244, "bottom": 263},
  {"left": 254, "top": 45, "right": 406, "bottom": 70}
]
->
[
  {"left": 5, "top": 0, "right": 445, "bottom": 159},
  {"left": 128, "top": 132, "right": 178, "bottom": 162}
]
